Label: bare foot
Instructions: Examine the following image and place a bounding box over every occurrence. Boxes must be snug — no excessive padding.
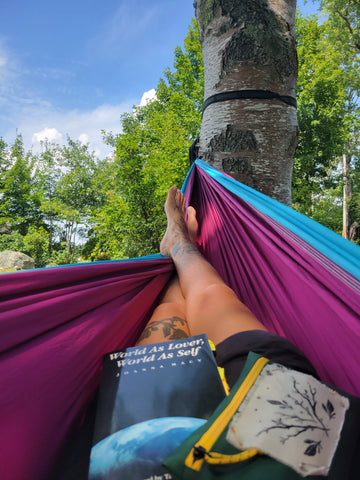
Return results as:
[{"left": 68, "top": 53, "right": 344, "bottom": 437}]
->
[
  {"left": 187, "top": 206, "right": 198, "bottom": 244},
  {"left": 160, "top": 187, "right": 189, "bottom": 256}
]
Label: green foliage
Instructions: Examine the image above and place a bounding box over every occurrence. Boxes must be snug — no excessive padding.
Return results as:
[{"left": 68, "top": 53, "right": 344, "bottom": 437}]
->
[
  {"left": 0, "top": 134, "right": 107, "bottom": 265},
  {"left": 293, "top": 10, "right": 360, "bottom": 241},
  {"left": 157, "top": 19, "right": 204, "bottom": 115},
  {"left": 34, "top": 138, "right": 106, "bottom": 255},
  {"left": 319, "top": 0, "right": 360, "bottom": 53},
  {"left": 294, "top": 14, "right": 347, "bottom": 210},
  {"left": 0, "top": 135, "right": 43, "bottom": 235},
  {"left": 309, "top": 188, "right": 343, "bottom": 235},
  {"left": 23, "top": 226, "right": 50, "bottom": 267},
  {"left": 93, "top": 20, "right": 204, "bottom": 259},
  {"left": 49, "top": 243, "right": 79, "bottom": 266},
  {"left": 0, "top": 230, "right": 25, "bottom": 252},
  {"left": 0, "top": 137, "right": 10, "bottom": 192},
  {"left": 349, "top": 154, "right": 360, "bottom": 243}
]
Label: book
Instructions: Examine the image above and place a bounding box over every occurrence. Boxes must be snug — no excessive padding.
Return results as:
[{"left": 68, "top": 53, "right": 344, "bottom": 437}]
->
[{"left": 88, "top": 333, "right": 226, "bottom": 480}]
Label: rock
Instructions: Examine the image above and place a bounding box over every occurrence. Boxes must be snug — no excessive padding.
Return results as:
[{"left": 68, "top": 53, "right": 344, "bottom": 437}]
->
[{"left": 0, "top": 250, "right": 35, "bottom": 270}]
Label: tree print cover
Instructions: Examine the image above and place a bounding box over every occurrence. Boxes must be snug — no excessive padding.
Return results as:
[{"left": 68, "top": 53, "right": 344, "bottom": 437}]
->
[{"left": 226, "top": 363, "right": 349, "bottom": 477}]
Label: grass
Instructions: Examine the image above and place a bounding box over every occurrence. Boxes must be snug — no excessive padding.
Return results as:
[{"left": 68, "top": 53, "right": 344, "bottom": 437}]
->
[{"left": 0, "top": 267, "right": 19, "bottom": 273}]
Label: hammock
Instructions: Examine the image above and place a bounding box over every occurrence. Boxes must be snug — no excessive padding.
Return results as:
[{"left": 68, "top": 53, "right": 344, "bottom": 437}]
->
[{"left": 1, "top": 159, "right": 359, "bottom": 480}]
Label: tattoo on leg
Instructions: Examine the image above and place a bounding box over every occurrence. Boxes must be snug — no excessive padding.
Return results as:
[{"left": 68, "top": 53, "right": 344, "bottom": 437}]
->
[
  {"left": 138, "top": 316, "right": 189, "bottom": 342},
  {"left": 172, "top": 241, "right": 202, "bottom": 260}
]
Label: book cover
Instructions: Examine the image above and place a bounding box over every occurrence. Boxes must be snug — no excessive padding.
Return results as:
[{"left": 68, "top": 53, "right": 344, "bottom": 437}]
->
[{"left": 88, "top": 333, "right": 226, "bottom": 480}]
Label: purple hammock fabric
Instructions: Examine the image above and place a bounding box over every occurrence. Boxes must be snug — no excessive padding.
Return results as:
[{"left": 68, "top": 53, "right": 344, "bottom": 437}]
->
[{"left": 1, "top": 161, "right": 359, "bottom": 480}]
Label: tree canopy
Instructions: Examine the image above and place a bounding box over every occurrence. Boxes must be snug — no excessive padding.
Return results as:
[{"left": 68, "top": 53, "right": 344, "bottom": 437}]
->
[
  {"left": 1, "top": 9, "right": 360, "bottom": 270},
  {"left": 0, "top": 135, "right": 104, "bottom": 266}
]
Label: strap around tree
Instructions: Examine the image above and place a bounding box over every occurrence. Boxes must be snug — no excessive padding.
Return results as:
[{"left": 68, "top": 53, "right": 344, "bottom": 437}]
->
[{"left": 202, "top": 90, "right": 297, "bottom": 114}]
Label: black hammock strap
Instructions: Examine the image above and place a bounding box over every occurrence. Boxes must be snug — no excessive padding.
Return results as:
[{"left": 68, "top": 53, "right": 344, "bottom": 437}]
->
[
  {"left": 202, "top": 90, "right": 297, "bottom": 114},
  {"left": 189, "top": 89, "right": 297, "bottom": 163}
]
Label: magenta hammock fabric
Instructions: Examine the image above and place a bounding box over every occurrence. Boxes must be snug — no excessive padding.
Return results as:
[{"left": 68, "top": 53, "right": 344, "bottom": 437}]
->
[
  {"left": 185, "top": 163, "right": 360, "bottom": 397},
  {"left": 0, "top": 258, "right": 174, "bottom": 480},
  {"left": 1, "top": 160, "right": 359, "bottom": 480}
]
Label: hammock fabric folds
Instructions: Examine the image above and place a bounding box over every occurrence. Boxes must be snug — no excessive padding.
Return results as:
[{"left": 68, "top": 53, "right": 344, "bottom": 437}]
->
[{"left": 1, "top": 160, "right": 359, "bottom": 480}]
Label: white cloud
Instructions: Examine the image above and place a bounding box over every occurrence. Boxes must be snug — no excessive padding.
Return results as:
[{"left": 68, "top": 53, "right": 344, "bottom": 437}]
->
[
  {"left": 139, "top": 88, "right": 157, "bottom": 107},
  {"left": 33, "top": 127, "right": 63, "bottom": 143},
  {"left": 78, "top": 133, "right": 89, "bottom": 144},
  {"left": 8, "top": 101, "right": 136, "bottom": 157}
]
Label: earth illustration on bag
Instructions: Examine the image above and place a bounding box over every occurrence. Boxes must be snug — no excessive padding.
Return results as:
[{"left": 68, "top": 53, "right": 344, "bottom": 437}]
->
[{"left": 88, "top": 416, "right": 205, "bottom": 479}]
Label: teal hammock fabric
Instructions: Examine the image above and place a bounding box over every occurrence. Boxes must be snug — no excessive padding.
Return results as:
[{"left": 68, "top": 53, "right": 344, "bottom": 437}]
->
[{"left": 0, "top": 160, "right": 359, "bottom": 480}]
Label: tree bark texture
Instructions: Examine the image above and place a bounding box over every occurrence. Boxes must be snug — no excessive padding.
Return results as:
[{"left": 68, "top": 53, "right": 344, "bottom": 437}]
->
[
  {"left": 194, "top": 0, "right": 298, "bottom": 205},
  {"left": 342, "top": 153, "right": 352, "bottom": 240}
]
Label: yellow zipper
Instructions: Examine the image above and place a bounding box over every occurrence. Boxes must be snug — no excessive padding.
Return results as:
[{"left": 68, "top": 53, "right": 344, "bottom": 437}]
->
[{"left": 185, "top": 356, "right": 269, "bottom": 471}]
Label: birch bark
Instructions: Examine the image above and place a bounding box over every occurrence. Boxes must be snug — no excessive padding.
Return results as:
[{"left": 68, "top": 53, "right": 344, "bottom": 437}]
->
[{"left": 195, "top": 0, "right": 298, "bottom": 205}]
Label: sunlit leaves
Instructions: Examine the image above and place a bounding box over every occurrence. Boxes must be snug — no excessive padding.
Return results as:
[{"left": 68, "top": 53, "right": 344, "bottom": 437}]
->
[
  {"left": 93, "top": 20, "right": 203, "bottom": 259},
  {"left": 293, "top": 9, "right": 360, "bottom": 241}
]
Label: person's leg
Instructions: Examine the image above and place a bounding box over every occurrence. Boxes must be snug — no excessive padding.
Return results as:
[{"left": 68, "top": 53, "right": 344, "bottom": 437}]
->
[
  {"left": 136, "top": 273, "right": 190, "bottom": 346},
  {"left": 160, "top": 186, "right": 267, "bottom": 346},
  {"left": 136, "top": 205, "right": 199, "bottom": 346}
]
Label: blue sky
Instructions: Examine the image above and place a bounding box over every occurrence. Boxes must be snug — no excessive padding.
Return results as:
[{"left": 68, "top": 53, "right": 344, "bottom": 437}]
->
[{"left": 0, "top": 0, "right": 319, "bottom": 157}]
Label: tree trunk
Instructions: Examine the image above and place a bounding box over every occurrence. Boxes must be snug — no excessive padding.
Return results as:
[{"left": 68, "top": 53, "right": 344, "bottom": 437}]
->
[
  {"left": 66, "top": 222, "right": 73, "bottom": 254},
  {"left": 342, "top": 153, "right": 352, "bottom": 239},
  {"left": 194, "top": 0, "right": 298, "bottom": 206}
]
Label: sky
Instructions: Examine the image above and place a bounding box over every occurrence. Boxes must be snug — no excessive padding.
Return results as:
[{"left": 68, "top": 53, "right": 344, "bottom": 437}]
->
[{"left": 0, "top": 0, "right": 319, "bottom": 158}]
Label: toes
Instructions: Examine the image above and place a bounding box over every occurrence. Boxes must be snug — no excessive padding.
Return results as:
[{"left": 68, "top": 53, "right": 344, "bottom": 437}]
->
[
  {"left": 187, "top": 206, "right": 198, "bottom": 243},
  {"left": 187, "top": 205, "right": 196, "bottom": 219}
]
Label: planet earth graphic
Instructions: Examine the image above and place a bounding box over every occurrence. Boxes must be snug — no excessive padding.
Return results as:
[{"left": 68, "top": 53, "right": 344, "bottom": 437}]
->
[{"left": 88, "top": 416, "right": 206, "bottom": 479}]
